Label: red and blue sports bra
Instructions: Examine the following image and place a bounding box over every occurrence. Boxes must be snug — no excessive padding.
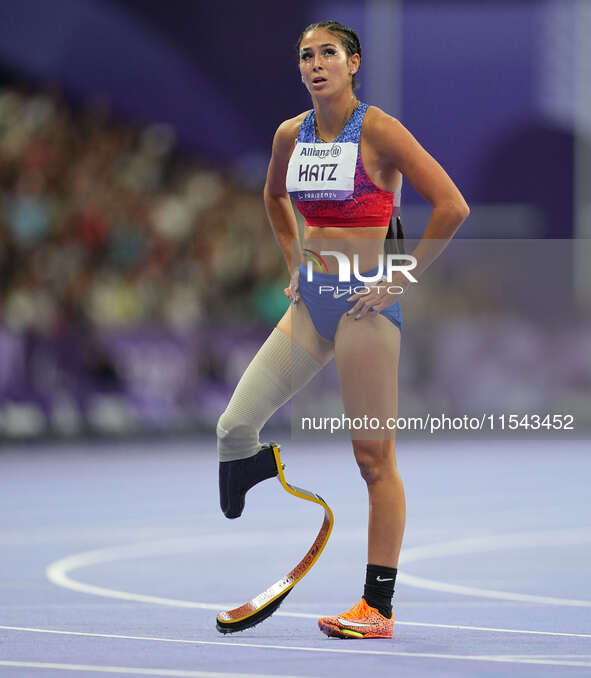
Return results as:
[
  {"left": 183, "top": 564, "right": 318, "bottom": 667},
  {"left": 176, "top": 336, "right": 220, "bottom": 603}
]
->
[{"left": 286, "top": 102, "right": 401, "bottom": 227}]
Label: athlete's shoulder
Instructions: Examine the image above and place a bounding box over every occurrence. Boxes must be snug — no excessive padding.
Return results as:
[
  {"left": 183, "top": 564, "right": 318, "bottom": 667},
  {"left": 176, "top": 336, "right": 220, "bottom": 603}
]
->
[
  {"left": 363, "top": 105, "right": 403, "bottom": 138},
  {"left": 363, "top": 105, "right": 411, "bottom": 164},
  {"left": 272, "top": 111, "right": 310, "bottom": 151}
]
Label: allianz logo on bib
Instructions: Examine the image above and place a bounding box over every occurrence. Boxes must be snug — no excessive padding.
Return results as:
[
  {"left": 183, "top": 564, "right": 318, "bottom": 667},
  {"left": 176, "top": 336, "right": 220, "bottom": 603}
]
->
[
  {"left": 299, "top": 146, "right": 342, "bottom": 159},
  {"left": 300, "top": 147, "right": 331, "bottom": 158}
]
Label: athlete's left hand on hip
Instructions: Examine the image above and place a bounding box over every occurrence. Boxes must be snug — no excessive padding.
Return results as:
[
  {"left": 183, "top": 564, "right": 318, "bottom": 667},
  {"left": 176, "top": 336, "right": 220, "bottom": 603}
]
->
[{"left": 346, "top": 282, "right": 405, "bottom": 320}]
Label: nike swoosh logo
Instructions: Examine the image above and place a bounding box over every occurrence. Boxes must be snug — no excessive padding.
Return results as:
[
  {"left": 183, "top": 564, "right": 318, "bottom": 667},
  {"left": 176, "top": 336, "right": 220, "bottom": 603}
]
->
[
  {"left": 376, "top": 576, "right": 393, "bottom": 582},
  {"left": 333, "top": 291, "right": 350, "bottom": 299},
  {"left": 336, "top": 617, "right": 374, "bottom": 627}
]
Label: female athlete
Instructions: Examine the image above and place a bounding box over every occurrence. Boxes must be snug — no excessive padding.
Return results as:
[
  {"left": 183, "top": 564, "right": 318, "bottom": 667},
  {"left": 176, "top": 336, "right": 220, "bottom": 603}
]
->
[{"left": 216, "top": 20, "right": 469, "bottom": 639}]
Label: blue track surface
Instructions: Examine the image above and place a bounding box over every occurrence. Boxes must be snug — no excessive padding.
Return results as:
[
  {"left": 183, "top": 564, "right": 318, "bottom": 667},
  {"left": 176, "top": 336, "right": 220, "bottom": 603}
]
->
[{"left": 1, "top": 438, "right": 590, "bottom": 677}]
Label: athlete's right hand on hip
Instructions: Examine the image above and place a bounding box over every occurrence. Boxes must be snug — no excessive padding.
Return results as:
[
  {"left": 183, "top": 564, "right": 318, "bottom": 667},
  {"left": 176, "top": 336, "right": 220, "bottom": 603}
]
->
[{"left": 284, "top": 268, "right": 300, "bottom": 304}]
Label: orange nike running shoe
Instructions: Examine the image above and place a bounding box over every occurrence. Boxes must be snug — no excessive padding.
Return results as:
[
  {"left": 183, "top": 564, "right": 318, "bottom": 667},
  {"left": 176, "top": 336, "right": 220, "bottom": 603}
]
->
[{"left": 318, "top": 598, "right": 394, "bottom": 639}]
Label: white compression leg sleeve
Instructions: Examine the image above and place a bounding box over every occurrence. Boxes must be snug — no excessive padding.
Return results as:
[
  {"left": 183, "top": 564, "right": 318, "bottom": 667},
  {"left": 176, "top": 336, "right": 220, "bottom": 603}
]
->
[{"left": 216, "top": 328, "right": 323, "bottom": 462}]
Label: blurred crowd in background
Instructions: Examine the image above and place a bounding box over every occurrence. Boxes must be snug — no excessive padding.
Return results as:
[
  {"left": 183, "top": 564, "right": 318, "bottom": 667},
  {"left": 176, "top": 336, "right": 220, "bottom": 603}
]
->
[
  {"left": 0, "top": 83, "right": 292, "bottom": 437},
  {"left": 0, "top": 82, "right": 295, "bottom": 438},
  {"left": 0, "top": 84, "right": 288, "bottom": 335}
]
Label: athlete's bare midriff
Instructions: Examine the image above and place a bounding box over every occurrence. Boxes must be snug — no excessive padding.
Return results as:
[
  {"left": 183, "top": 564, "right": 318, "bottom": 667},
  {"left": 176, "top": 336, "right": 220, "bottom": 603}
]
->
[{"left": 303, "top": 225, "right": 389, "bottom": 274}]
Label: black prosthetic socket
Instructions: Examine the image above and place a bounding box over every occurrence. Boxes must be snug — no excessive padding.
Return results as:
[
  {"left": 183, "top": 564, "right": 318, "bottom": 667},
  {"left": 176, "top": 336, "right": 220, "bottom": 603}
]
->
[
  {"left": 219, "top": 443, "right": 279, "bottom": 519},
  {"left": 363, "top": 563, "right": 397, "bottom": 619}
]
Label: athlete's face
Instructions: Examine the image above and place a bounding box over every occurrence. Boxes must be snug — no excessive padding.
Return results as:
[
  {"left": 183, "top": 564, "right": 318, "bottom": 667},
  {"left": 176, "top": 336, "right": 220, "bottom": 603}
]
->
[{"left": 298, "top": 29, "right": 359, "bottom": 96}]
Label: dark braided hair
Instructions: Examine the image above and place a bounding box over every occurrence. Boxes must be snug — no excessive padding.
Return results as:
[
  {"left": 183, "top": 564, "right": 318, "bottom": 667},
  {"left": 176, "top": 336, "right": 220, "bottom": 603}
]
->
[{"left": 296, "top": 21, "right": 362, "bottom": 90}]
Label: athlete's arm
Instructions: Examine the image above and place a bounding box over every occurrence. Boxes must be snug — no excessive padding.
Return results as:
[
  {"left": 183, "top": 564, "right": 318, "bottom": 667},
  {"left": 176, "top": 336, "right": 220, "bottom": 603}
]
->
[
  {"left": 366, "top": 108, "right": 470, "bottom": 279},
  {"left": 264, "top": 116, "right": 304, "bottom": 275}
]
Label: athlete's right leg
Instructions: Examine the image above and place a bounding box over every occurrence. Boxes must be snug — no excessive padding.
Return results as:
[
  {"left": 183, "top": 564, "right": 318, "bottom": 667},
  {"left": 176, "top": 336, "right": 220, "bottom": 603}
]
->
[
  {"left": 217, "top": 300, "right": 333, "bottom": 518},
  {"left": 317, "top": 312, "right": 403, "bottom": 639}
]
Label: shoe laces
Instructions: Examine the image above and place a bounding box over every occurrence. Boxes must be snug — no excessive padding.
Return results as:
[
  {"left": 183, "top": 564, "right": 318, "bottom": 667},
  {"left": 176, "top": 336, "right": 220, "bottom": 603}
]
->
[{"left": 344, "top": 598, "right": 374, "bottom": 619}]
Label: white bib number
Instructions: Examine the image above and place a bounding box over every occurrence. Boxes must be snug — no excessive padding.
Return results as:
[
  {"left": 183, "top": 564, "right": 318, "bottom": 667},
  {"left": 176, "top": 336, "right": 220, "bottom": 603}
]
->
[{"left": 286, "top": 142, "right": 357, "bottom": 201}]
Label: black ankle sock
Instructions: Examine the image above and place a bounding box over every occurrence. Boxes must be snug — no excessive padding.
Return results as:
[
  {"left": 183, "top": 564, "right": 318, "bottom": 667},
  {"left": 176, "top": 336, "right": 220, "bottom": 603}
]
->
[{"left": 363, "top": 563, "right": 396, "bottom": 618}]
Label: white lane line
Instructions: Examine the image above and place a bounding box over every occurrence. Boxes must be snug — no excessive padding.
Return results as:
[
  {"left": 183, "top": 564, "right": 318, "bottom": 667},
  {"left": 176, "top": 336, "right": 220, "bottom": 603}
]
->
[
  {"left": 391, "top": 621, "right": 591, "bottom": 639},
  {"left": 47, "top": 528, "right": 591, "bottom": 610},
  {"left": 44, "top": 535, "right": 591, "bottom": 638},
  {"left": 45, "top": 537, "right": 257, "bottom": 610},
  {"left": 398, "top": 527, "right": 591, "bottom": 606},
  {"left": 502, "top": 655, "right": 591, "bottom": 658},
  {"left": 0, "top": 629, "right": 590, "bottom": 668},
  {"left": 0, "top": 661, "right": 311, "bottom": 677},
  {"left": 3, "top": 617, "right": 591, "bottom": 641},
  {"left": 399, "top": 572, "right": 591, "bottom": 607}
]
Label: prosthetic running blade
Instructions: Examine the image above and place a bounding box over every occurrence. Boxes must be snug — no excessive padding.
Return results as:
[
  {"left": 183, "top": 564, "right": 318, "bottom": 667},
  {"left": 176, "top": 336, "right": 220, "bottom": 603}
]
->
[{"left": 216, "top": 443, "right": 334, "bottom": 633}]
